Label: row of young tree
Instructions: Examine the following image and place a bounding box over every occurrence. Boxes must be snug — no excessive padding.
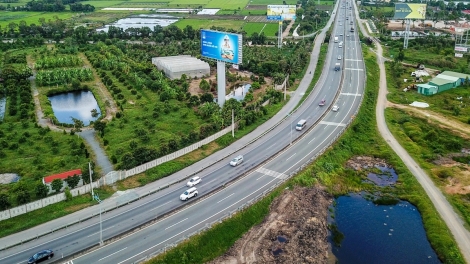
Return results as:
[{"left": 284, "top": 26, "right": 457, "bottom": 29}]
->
[{"left": 3, "top": 0, "right": 95, "bottom": 12}]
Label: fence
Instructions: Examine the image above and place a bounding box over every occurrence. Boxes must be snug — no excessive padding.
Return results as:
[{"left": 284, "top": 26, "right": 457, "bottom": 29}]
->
[{"left": 0, "top": 123, "right": 237, "bottom": 221}]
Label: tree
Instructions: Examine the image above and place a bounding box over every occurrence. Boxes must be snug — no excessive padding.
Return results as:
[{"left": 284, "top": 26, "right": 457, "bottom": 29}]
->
[
  {"left": 65, "top": 174, "right": 81, "bottom": 189},
  {"left": 199, "top": 79, "right": 210, "bottom": 92},
  {"left": 51, "top": 179, "right": 63, "bottom": 193},
  {"left": 35, "top": 182, "right": 49, "bottom": 198},
  {"left": 71, "top": 117, "right": 84, "bottom": 132},
  {"left": 251, "top": 82, "right": 261, "bottom": 90},
  {"left": 14, "top": 183, "right": 30, "bottom": 205},
  {"left": 91, "top": 109, "right": 99, "bottom": 118},
  {"left": 0, "top": 193, "right": 11, "bottom": 210}
]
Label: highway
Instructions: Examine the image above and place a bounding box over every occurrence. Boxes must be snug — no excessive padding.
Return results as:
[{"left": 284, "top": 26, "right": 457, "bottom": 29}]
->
[{"left": 0, "top": 1, "right": 366, "bottom": 263}]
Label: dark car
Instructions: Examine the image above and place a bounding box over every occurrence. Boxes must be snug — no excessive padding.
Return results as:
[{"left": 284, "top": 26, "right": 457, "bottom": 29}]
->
[
  {"left": 28, "top": 249, "right": 54, "bottom": 264},
  {"left": 319, "top": 99, "right": 326, "bottom": 106}
]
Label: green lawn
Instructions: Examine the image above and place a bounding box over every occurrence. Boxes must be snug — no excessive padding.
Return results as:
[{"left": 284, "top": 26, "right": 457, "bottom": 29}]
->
[
  {"left": 174, "top": 18, "right": 245, "bottom": 30},
  {"left": 84, "top": 1, "right": 125, "bottom": 8},
  {"left": 239, "top": 9, "right": 266, "bottom": 15}
]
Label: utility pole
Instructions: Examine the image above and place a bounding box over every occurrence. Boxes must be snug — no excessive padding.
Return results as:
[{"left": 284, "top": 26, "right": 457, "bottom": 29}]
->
[
  {"left": 232, "top": 109, "right": 234, "bottom": 137},
  {"left": 89, "top": 162, "right": 94, "bottom": 200}
]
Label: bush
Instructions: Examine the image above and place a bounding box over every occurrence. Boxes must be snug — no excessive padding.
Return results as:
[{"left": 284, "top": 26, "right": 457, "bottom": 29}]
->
[{"left": 435, "top": 168, "right": 453, "bottom": 179}]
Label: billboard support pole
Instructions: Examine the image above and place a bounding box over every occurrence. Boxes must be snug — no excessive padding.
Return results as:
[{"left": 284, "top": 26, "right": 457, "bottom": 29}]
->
[
  {"left": 403, "top": 19, "right": 410, "bottom": 49},
  {"left": 217, "top": 60, "right": 226, "bottom": 107},
  {"left": 278, "top": 21, "right": 283, "bottom": 49}
]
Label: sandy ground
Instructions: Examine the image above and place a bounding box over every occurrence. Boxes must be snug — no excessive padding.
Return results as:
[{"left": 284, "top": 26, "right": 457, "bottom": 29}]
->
[{"left": 208, "top": 186, "right": 333, "bottom": 264}]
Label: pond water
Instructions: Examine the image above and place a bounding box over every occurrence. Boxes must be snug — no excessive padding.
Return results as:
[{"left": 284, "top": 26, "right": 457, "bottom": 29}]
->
[
  {"left": 48, "top": 90, "right": 101, "bottom": 126},
  {"left": 0, "top": 97, "right": 5, "bottom": 121},
  {"left": 366, "top": 166, "right": 398, "bottom": 186},
  {"left": 96, "top": 14, "right": 179, "bottom": 32},
  {"left": 330, "top": 194, "right": 440, "bottom": 264},
  {"left": 226, "top": 84, "right": 252, "bottom": 101}
]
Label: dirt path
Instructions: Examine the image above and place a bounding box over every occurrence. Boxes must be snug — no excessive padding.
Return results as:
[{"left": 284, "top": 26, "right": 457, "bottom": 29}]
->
[
  {"left": 79, "top": 53, "right": 118, "bottom": 121},
  {"left": 387, "top": 102, "right": 470, "bottom": 140},
  {"left": 354, "top": 0, "right": 470, "bottom": 259},
  {"left": 283, "top": 20, "right": 295, "bottom": 38}
]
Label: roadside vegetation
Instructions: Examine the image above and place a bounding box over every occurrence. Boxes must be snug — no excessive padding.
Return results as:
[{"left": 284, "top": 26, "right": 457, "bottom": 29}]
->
[{"left": 147, "top": 48, "right": 464, "bottom": 264}]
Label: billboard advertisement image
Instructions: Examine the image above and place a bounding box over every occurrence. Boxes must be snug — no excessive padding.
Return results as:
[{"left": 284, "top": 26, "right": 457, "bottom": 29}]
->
[
  {"left": 201, "top": 30, "right": 243, "bottom": 64},
  {"left": 267, "top": 5, "right": 296, "bottom": 20},
  {"left": 393, "top": 3, "right": 426, "bottom": 20}
]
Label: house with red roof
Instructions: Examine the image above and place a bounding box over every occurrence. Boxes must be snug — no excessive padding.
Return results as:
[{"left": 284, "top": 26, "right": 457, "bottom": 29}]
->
[{"left": 43, "top": 169, "right": 82, "bottom": 192}]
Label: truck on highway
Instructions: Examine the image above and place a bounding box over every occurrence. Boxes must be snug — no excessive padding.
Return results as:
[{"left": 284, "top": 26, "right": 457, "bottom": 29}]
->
[
  {"left": 334, "top": 63, "right": 340, "bottom": 71},
  {"left": 334, "top": 37, "right": 338, "bottom": 43}
]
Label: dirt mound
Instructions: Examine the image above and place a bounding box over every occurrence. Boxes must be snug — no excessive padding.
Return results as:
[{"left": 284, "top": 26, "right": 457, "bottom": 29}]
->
[
  {"left": 346, "top": 156, "right": 391, "bottom": 171},
  {"left": 208, "top": 186, "right": 333, "bottom": 264}
]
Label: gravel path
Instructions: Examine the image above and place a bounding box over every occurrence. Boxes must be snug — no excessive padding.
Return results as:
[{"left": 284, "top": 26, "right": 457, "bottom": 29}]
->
[
  {"left": 78, "top": 129, "right": 113, "bottom": 175},
  {"left": 352, "top": 0, "right": 470, "bottom": 261}
]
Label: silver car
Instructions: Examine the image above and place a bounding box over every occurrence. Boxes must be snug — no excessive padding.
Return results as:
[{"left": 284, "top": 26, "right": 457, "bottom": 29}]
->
[
  {"left": 230, "top": 155, "right": 244, "bottom": 166},
  {"left": 338, "top": 55, "right": 342, "bottom": 60}
]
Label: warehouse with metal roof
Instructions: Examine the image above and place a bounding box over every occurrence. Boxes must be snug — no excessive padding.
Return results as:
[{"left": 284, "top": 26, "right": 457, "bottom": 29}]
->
[
  {"left": 151, "top": 55, "right": 210, "bottom": 80},
  {"left": 417, "top": 70, "right": 470, "bottom": 95}
]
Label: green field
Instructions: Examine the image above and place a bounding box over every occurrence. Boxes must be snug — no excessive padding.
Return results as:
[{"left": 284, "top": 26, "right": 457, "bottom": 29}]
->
[
  {"left": 240, "top": 9, "right": 266, "bottom": 15},
  {"left": 83, "top": 1, "right": 125, "bottom": 8},
  {"left": 205, "top": 0, "right": 249, "bottom": 10},
  {"left": 0, "top": 11, "right": 74, "bottom": 29},
  {"left": 250, "top": 0, "right": 297, "bottom": 4},
  {"left": 174, "top": 18, "right": 245, "bottom": 30},
  {"left": 243, "top": 22, "right": 278, "bottom": 36}
]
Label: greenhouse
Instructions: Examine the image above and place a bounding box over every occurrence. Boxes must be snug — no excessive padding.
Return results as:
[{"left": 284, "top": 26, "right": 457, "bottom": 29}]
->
[{"left": 151, "top": 55, "right": 210, "bottom": 80}]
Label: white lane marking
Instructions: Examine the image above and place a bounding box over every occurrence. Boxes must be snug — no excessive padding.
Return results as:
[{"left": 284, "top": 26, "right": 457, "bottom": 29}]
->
[
  {"left": 345, "top": 68, "right": 363, "bottom": 71},
  {"left": 149, "top": 201, "right": 172, "bottom": 212},
  {"left": 116, "top": 173, "right": 282, "bottom": 264},
  {"left": 286, "top": 153, "right": 296, "bottom": 161},
  {"left": 308, "top": 137, "right": 316, "bottom": 145},
  {"left": 217, "top": 193, "right": 235, "bottom": 204},
  {"left": 266, "top": 143, "right": 276, "bottom": 150},
  {"left": 340, "top": 92, "right": 362, "bottom": 96},
  {"left": 98, "top": 247, "right": 127, "bottom": 261},
  {"left": 319, "top": 121, "right": 346, "bottom": 127},
  {"left": 164, "top": 218, "right": 188, "bottom": 230},
  {"left": 255, "top": 168, "right": 287, "bottom": 179},
  {"left": 87, "top": 226, "right": 115, "bottom": 237},
  {"left": 256, "top": 175, "right": 264, "bottom": 181}
]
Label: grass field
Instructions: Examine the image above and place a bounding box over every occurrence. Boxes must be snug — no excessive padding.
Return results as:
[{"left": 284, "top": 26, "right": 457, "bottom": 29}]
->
[
  {"left": 239, "top": 9, "right": 266, "bottom": 15},
  {"left": 205, "top": 0, "right": 249, "bottom": 10},
  {"left": 174, "top": 18, "right": 245, "bottom": 30},
  {"left": 243, "top": 23, "right": 278, "bottom": 36},
  {"left": 0, "top": 11, "right": 74, "bottom": 29},
  {"left": 250, "top": 0, "right": 297, "bottom": 4}
]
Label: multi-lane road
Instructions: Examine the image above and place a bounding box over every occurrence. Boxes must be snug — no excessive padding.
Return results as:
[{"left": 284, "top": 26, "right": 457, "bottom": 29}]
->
[{"left": 0, "top": 1, "right": 366, "bottom": 263}]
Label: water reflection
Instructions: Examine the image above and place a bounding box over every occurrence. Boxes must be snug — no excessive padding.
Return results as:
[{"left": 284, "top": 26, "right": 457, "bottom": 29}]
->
[
  {"left": 366, "top": 166, "right": 398, "bottom": 187},
  {"left": 96, "top": 14, "right": 179, "bottom": 32},
  {"left": 330, "top": 194, "right": 440, "bottom": 264},
  {"left": 0, "top": 97, "right": 5, "bottom": 121},
  {"left": 48, "top": 90, "right": 101, "bottom": 126}
]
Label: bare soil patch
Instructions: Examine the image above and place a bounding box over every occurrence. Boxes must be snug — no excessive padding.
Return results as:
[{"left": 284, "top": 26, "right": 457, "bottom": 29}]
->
[
  {"left": 208, "top": 186, "right": 333, "bottom": 264},
  {"left": 431, "top": 156, "right": 470, "bottom": 195}
]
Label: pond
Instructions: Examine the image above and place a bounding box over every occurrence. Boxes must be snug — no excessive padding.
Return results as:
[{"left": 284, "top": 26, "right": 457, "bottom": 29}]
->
[
  {"left": 48, "top": 90, "right": 101, "bottom": 126},
  {"left": 0, "top": 97, "right": 5, "bottom": 121},
  {"left": 226, "top": 84, "right": 252, "bottom": 101},
  {"left": 330, "top": 194, "right": 440, "bottom": 264},
  {"left": 96, "top": 14, "right": 179, "bottom": 32}
]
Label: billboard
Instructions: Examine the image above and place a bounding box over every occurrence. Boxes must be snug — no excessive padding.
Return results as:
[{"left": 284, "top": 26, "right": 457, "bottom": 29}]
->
[
  {"left": 455, "top": 46, "right": 468, "bottom": 52},
  {"left": 393, "top": 4, "right": 426, "bottom": 20},
  {"left": 200, "top": 30, "right": 243, "bottom": 64},
  {"left": 267, "top": 5, "right": 296, "bottom": 20},
  {"left": 455, "top": 53, "right": 464, "bottom": 58}
]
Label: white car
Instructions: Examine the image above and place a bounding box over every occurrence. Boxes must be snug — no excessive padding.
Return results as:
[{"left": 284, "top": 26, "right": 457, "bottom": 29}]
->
[
  {"left": 332, "top": 105, "right": 339, "bottom": 112},
  {"left": 230, "top": 155, "right": 244, "bottom": 166},
  {"left": 338, "top": 55, "right": 342, "bottom": 60},
  {"left": 180, "top": 187, "right": 198, "bottom": 201},
  {"left": 186, "top": 176, "right": 201, "bottom": 187}
]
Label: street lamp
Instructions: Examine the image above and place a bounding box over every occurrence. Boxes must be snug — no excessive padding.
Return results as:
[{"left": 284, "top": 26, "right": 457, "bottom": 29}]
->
[
  {"left": 290, "top": 114, "right": 296, "bottom": 145},
  {"left": 94, "top": 194, "right": 103, "bottom": 246}
]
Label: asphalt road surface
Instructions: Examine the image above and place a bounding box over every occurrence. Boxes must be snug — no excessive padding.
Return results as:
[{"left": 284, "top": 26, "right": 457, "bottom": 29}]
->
[{"left": 0, "top": 1, "right": 366, "bottom": 263}]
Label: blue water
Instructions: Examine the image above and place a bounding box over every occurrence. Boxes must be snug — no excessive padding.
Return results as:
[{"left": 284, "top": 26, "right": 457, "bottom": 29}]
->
[
  {"left": 331, "top": 194, "right": 440, "bottom": 264},
  {"left": 0, "top": 97, "right": 6, "bottom": 121},
  {"left": 48, "top": 90, "right": 101, "bottom": 126}
]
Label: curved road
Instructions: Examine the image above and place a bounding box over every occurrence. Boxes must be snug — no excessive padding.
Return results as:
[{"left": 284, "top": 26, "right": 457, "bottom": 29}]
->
[
  {"left": 0, "top": 1, "right": 367, "bottom": 263},
  {"left": 352, "top": 0, "right": 470, "bottom": 262}
]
